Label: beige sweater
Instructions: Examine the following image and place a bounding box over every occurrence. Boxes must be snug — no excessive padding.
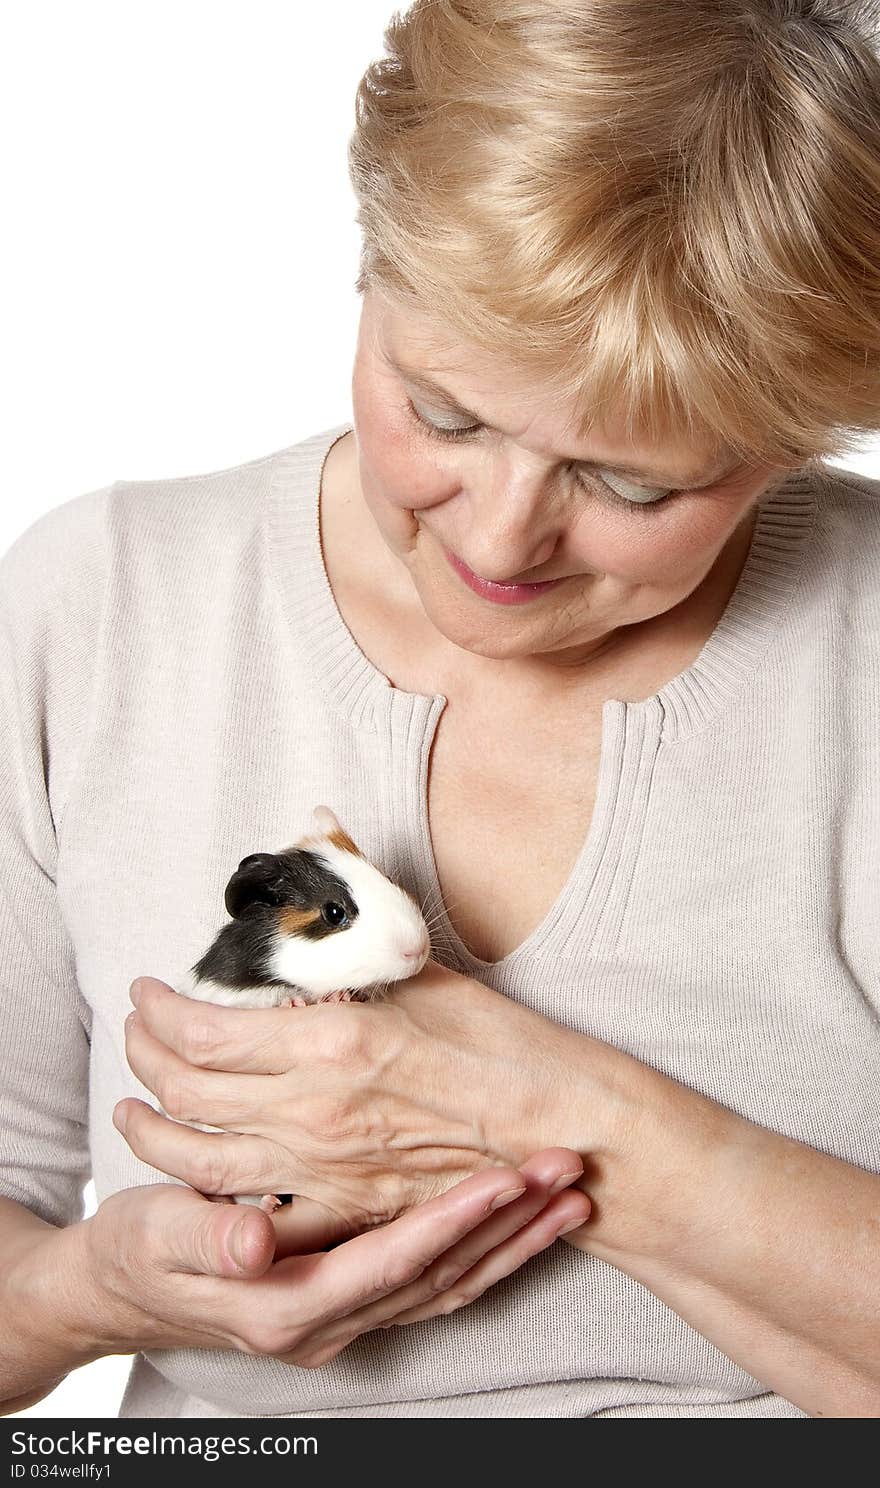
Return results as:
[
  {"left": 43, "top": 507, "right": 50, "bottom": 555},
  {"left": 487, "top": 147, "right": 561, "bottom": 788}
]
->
[{"left": 1, "top": 422, "right": 878, "bottom": 1418}]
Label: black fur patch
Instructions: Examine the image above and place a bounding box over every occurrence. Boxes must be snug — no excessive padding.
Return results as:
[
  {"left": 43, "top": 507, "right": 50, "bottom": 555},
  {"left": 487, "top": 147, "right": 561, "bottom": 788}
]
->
[{"left": 190, "top": 848, "right": 359, "bottom": 992}]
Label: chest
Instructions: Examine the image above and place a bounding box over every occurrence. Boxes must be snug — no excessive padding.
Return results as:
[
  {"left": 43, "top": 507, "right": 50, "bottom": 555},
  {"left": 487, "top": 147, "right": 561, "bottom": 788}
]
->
[{"left": 425, "top": 698, "right": 605, "bottom": 964}]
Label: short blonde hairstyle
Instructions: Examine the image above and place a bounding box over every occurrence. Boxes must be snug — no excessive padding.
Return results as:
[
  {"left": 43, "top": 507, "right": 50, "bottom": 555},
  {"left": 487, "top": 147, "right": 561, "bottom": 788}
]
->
[{"left": 347, "top": 0, "right": 880, "bottom": 469}]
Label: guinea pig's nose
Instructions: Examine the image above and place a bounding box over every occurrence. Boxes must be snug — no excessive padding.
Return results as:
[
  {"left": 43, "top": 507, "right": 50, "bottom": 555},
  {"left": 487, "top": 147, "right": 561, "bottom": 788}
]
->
[{"left": 401, "top": 934, "right": 430, "bottom": 962}]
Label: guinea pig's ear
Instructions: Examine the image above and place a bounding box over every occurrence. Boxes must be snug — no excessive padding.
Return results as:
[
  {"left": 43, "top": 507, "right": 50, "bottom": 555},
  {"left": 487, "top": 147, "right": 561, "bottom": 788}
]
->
[
  {"left": 310, "top": 804, "right": 364, "bottom": 858},
  {"left": 312, "top": 804, "right": 342, "bottom": 836},
  {"left": 224, "top": 852, "right": 287, "bottom": 918}
]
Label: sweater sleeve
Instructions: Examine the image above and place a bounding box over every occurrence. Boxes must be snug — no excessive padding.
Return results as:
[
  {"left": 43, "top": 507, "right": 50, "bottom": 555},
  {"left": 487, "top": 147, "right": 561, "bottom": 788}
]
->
[{"left": 0, "top": 485, "right": 113, "bottom": 1228}]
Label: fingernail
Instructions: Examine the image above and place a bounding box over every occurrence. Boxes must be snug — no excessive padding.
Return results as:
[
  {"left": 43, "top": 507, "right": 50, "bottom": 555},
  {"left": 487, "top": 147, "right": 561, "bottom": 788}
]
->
[
  {"left": 489, "top": 1185, "right": 526, "bottom": 1211},
  {"left": 125, "top": 1010, "right": 137, "bottom": 1032},
  {"left": 556, "top": 1215, "right": 586, "bottom": 1236},
  {"left": 549, "top": 1169, "right": 583, "bottom": 1195},
  {"left": 113, "top": 1103, "right": 128, "bottom": 1134},
  {"left": 229, "top": 1215, "right": 251, "bottom": 1269},
  {"left": 129, "top": 979, "right": 143, "bottom": 1006}
]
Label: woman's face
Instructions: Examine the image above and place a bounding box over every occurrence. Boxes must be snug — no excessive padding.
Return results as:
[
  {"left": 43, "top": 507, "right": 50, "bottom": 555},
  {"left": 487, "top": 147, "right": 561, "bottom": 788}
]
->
[{"left": 349, "top": 288, "right": 789, "bottom": 676}]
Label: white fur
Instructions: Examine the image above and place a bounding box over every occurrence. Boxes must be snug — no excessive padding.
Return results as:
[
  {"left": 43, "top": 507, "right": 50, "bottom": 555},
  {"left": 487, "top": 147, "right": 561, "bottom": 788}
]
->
[
  {"left": 175, "top": 964, "right": 293, "bottom": 1008},
  {"left": 268, "top": 840, "right": 430, "bottom": 999}
]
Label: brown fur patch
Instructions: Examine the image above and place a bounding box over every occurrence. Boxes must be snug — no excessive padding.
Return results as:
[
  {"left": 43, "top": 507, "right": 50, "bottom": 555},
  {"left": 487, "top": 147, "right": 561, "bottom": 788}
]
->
[
  {"left": 327, "top": 825, "right": 363, "bottom": 858},
  {"left": 279, "top": 906, "right": 320, "bottom": 936},
  {"left": 293, "top": 825, "right": 363, "bottom": 859}
]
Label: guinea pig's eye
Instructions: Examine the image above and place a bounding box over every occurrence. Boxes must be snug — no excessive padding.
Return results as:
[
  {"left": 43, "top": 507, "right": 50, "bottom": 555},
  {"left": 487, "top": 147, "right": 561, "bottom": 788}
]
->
[{"left": 321, "top": 901, "right": 348, "bottom": 928}]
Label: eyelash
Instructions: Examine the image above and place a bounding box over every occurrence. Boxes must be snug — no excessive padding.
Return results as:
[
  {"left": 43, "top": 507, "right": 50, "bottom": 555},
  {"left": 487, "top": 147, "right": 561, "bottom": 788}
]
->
[{"left": 403, "top": 399, "right": 683, "bottom": 511}]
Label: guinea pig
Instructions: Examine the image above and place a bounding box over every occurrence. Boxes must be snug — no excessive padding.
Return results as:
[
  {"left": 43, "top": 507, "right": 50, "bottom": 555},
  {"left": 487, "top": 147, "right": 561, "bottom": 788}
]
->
[{"left": 171, "top": 804, "right": 431, "bottom": 1212}]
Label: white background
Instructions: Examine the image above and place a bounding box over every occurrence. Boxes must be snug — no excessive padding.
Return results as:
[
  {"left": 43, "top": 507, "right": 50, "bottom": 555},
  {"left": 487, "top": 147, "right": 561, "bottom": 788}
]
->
[
  {"left": 3, "top": 0, "right": 878, "bottom": 1422},
  {"left": 3, "top": 0, "right": 392, "bottom": 1421}
]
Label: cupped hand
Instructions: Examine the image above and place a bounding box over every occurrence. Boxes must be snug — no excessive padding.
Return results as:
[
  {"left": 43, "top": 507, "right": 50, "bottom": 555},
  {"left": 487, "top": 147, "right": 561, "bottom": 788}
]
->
[
  {"left": 68, "top": 1154, "right": 589, "bottom": 1367},
  {"left": 264, "top": 1149, "right": 590, "bottom": 1361},
  {"left": 116, "top": 962, "right": 586, "bottom": 1233}
]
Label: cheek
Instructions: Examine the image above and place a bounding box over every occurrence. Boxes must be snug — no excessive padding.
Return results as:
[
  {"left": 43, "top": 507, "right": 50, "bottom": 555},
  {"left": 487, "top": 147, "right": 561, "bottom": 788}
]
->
[
  {"left": 570, "top": 494, "right": 738, "bottom": 587},
  {"left": 361, "top": 430, "right": 442, "bottom": 515},
  {"left": 352, "top": 366, "right": 453, "bottom": 516}
]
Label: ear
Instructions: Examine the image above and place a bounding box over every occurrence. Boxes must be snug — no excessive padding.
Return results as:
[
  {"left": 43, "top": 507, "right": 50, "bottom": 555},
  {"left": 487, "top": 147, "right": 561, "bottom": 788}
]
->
[
  {"left": 224, "top": 852, "right": 287, "bottom": 918},
  {"left": 311, "top": 804, "right": 342, "bottom": 835},
  {"left": 310, "top": 803, "right": 364, "bottom": 859},
  {"left": 272, "top": 805, "right": 344, "bottom": 856}
]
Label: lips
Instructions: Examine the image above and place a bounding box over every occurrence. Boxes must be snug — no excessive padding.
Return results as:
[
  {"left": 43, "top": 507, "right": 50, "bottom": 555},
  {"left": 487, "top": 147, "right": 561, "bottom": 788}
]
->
[{"left": 444, "top": 546, "right": 564, "bottom": 605}]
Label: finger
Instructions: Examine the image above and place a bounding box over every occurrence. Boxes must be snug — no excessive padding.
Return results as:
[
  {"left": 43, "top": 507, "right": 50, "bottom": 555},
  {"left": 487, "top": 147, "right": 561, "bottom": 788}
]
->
[
  {"left": 113, "top": 1097, "right": 278, "bottom": 1196},
  {"left": 278, "top": 1164, "right": 532, "bottom": 1327},
  {"left": 303, "top": 1152, "right": 588, "bottom": 1342},
  {"left": 140, "top": 1182, "right": 278, "bottom": 1280},
  {"left": 123, "top": 1007, "right": 268, "bottom": 1128},
  {"left": 196, "top": 1203, "right": 278, "bottom": 1280},
  {"left": 508, "top": 1146, "right": 585, "bottom": 1191},
  {"left": 130, "top": 975, "right": 306, "bottom": 1075},
  {"left": 384, "top": 1188, "right": 591, "bottom": 1327}
]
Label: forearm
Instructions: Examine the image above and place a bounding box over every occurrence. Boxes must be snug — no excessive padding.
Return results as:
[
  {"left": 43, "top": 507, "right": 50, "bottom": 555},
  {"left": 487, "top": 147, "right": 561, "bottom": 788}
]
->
[
  {"left": 0, "top": 1197, "right": 113, "bottom": 1414},
  {"left": 514, "top": 1037, "right": 880, "bottom": 1418}
]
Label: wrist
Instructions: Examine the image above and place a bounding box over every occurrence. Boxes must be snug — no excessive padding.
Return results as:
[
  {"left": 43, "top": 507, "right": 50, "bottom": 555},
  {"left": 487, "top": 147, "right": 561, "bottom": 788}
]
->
[
  {"left": 551, "top": 1036, "right": 741, "bottom": 1268},
  {"left": 497, "top": 1019, "right": 732, "bottom": 1260},
  {"left": 16, "top": 1217, "right": 122, "bottom": 1369},
  {"left": 1, "top": 1217, "right": 113, "bottom": 1411},
  {"left": 486, "top": 1014, "right": 643, "bottom": 1175}
]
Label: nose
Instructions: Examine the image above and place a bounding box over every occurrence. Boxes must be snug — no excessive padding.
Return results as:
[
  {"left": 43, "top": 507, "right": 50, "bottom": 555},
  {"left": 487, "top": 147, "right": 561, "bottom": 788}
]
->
[
  {"left": 463, "top": 534, "right": 558, "bottom": 588},
  {"left": 401, "top": 935, "right": 430, "bottom": 962},
  {"left": 464, "top": 466, "right": 559, "bottom": 570}
]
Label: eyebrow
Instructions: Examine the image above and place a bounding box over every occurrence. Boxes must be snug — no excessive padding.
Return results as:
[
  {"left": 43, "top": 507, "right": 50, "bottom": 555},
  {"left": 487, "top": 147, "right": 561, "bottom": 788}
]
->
[{"left": 389, "top": 356, "right": 735, "bottom": 489}]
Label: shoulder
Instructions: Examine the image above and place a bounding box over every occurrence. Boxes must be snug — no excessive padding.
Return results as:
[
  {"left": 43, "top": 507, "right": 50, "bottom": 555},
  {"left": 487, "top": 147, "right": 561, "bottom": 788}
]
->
[
  {"left": 101, "top": 440, "right": 295, "bottom": 580},
  {"left": 0, "top": 480, "right": 112, "bottom": 629},
  {"left": 0, "top": 434, "right": 322, "bottom": 631},
  {"left": 812, "top": 461, "right": 880, "bottom": 541},
  {"left": 808, "top": 461, "right": 880, "bottom": 598},
  {"left": 815, "top": 462, "right": 880, "bottom": 503},
  {"left": 106, "top": 440, "right": 288, "bottom": 528}
]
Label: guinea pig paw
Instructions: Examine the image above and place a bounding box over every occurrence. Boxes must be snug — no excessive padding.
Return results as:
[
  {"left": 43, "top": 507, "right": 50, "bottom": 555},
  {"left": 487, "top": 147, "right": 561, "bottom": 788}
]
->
[{"left": 257, "top": 1193, "right": 283, "bottom": 1215}]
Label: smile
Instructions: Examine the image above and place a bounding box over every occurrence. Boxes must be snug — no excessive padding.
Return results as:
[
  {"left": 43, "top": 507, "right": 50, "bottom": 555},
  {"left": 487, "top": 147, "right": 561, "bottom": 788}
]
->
[{"left": 444, "top": 547, "right": 565, "bottom": 605}]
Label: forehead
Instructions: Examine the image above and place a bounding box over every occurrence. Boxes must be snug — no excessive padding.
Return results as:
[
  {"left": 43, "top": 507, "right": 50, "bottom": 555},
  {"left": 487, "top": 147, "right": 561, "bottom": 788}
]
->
[{"left": 375, "top": 293, "right": 529, "bottom": 387}]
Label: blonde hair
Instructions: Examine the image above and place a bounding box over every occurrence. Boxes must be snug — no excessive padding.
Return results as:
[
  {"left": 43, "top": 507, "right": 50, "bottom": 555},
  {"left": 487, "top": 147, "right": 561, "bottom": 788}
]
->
[{"left": 347, "top": 0, "right": 880, "bottom": 469}]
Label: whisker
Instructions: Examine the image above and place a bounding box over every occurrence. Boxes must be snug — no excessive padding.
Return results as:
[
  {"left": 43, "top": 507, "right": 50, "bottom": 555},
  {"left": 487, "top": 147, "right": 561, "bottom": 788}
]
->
[
  {"left": 419, "top": 888, "right": 447, "bottom": 921},
  {"left": 426, "top": 918, "right": 462, "bottom": 953},
  {"left": 413, "top": 885, "right": 476, "bottom": 964}
]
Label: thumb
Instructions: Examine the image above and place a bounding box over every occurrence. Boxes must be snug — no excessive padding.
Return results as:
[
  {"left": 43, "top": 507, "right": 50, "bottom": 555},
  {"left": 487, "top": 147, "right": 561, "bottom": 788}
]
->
[{"left": 175, "top": 1192, "right": 277, "bottom": 1278}]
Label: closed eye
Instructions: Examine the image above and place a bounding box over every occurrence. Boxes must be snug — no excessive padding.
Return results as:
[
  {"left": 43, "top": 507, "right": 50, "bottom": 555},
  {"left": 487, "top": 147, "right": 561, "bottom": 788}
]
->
[{"left": 403, "top": 398, "right": 683, "bottom": 512}]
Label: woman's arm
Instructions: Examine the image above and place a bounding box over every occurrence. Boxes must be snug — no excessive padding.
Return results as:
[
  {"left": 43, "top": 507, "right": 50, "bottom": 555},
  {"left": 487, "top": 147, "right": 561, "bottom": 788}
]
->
[
  {"left": 117, "top": 967, "right": 880, "bottom": 1418},
  {"left": 0, "top": 1195, "right": 105, "bottom": 1413},
  {"left": 522, "top": 1032, "right": 880, "bottom": 1419},
  {"left": 1, "top": 1157, "right": 590, "bottom": 1415}
]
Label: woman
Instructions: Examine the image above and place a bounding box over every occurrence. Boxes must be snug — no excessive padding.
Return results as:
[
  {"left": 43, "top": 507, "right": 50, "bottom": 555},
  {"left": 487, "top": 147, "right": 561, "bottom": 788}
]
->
[{"left": 2, "top": 0, "right": 880, "bottom": 1419}]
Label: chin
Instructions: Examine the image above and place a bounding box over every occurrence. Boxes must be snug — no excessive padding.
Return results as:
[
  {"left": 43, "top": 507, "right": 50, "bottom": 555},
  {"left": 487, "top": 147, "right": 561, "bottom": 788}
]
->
[
  {"left": 412, "top": 582, "right": 577, "bottom": 660},
  {"left": 450, "top": 631, "right": 537, "bottom": 660}
]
